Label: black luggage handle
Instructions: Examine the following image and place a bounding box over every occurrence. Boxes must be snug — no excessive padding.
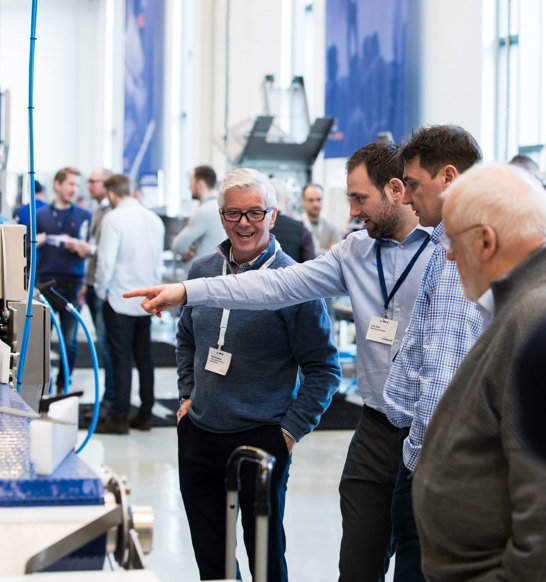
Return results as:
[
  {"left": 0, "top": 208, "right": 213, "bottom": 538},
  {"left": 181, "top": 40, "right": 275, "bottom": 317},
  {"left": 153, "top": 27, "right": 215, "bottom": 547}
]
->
[
  {"left": 225, "top": 445, "right": 276, "bottom": 582},
  {"left": 225, "top": 445, "right": 276, "bottom": 516}
]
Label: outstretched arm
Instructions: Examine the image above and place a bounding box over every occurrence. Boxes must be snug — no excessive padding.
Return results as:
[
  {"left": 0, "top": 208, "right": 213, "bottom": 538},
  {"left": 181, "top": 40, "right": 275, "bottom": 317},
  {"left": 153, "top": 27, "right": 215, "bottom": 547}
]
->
[
  {"left": 124, "top": 243, "right": 349, "bottom": 315},
  {"left": 123, "top": 283, "right": 188, "bottom": 316}
]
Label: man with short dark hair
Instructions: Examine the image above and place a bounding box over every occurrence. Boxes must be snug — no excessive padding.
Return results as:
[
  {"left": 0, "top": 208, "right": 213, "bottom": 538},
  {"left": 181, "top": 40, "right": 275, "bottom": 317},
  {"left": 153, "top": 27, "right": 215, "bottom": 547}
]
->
[
  {"left": 383, "top": 125, "right": 484, "bottom": 580},
  {"left": 35, "top": 166, "right": 91, "bottom": 393},
  {"left": 509, "top": 153, "right": 542, "bottom": 181},
  {"left": 171, "top": 165, "right": 225, "bottom": 273},
  {"left": 94, "top": 173, "right": 164, "bottom": 434},
  {"left": 413, "top": 163, "right": 546, "bottom": 581},
  {"left": 125, "top": 142, "right": 434, "bottom": 582},
  {"left": 301, "top": 182, "right": 342, "bottom": 255},
  {"left": 15, "top": 179, "right": 47, "bottom": 229}
]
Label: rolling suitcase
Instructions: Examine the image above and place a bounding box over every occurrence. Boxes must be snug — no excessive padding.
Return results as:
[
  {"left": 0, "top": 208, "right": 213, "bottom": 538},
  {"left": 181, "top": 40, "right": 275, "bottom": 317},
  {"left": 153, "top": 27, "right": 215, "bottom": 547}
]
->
[{"left": 225, "top": 445, "right": 276, "bottom": 582}]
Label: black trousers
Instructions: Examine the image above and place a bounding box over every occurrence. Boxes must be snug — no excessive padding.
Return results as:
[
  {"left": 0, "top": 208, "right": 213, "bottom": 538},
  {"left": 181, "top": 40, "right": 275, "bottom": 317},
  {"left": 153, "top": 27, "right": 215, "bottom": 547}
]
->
[
  {"left": 49, "top": 282, "right": 81, "bottom": 388},
  {"left": 391, "top": 459, "right": 425, "bottom": 582},
  {"left": 178, "top": 416, "right": 291, "bottom": 581},
  {"left": 338, "top": 405, "right": 407, "bottom": 582},
  {"left": 102, "top": 301, "right": 154, "bottom": 418},
  {"left": 85, "top": 286, "right": 115, "bottom": 403}
]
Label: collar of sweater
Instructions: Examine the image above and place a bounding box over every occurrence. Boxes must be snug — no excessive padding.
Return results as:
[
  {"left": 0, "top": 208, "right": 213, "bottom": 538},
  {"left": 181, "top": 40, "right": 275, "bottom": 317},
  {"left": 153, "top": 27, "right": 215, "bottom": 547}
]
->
[
  {"left": 217, "top": 235, "right": 277, "bottom": 274},
  {"left": 490, "top": 245, "right": 546, "bottom": 314}
]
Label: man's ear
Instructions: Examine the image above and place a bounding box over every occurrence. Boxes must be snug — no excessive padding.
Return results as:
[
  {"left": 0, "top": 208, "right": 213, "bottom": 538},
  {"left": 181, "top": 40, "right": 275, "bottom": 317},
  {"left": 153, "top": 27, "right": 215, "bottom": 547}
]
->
[
  {"left": 442, "top": 165, "right": 458, "bottom": 188},
  {"left": 478, "top": 225, "right": 497, "bottom": 261},
  {"left": 388, "top": 178, "right": 405, "bottom": 202}
]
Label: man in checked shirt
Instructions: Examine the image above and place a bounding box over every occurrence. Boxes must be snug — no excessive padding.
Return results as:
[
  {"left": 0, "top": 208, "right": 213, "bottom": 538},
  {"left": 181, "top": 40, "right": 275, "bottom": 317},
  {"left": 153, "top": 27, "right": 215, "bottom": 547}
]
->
[{"left": 383, "top": 125, "right": 485, "bottom": 581}]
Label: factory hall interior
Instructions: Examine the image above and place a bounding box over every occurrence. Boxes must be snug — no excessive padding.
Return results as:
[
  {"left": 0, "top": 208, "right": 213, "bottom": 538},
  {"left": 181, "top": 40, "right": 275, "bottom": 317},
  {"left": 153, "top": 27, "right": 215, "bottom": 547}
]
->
[{"left": 1, "top": 1, "right": 546, "bottom": 581}]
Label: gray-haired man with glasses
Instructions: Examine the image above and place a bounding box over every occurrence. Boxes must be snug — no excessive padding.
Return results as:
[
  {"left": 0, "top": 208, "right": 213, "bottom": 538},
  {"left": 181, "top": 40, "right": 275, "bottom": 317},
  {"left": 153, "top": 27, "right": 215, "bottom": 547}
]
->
[{"left": 170, "top": 167, "right": 340, "bottom": 581}]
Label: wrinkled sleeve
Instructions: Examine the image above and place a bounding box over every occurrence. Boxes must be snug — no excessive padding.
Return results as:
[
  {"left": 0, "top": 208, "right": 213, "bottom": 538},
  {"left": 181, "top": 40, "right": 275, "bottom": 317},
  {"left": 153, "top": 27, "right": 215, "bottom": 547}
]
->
[
  {"left": 185, "top": 245, "right": 348, "bottom": 310},
  {"left": 172, "top": 209, "right": 207, "bottom": 256},
  {"left": 502, "top": 444, "right": 546, "bottom": 579},
  {"left": 95, "top": 215, "right": 120, "bottom": 300},
  {"left": 279, "top": 298, "right": 341, "bottom": 441},
  {"left": 175, "top": 305, "right": 196, "bottom": 401},
  {"left": 385, "top": 252, "right": 484, "bottom": 471}
]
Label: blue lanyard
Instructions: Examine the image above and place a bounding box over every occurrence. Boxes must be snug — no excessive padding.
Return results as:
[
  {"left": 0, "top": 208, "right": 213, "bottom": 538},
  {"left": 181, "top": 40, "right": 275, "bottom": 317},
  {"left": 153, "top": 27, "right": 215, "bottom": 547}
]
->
[{"left": 376, "top": 235, "right": 430, "bottom": 317}]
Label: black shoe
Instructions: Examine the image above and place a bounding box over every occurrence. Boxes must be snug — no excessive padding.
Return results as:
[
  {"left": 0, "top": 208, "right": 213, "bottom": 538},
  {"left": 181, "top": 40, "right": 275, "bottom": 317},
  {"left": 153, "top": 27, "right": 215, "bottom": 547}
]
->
[
  {"left": 128, "top": 414, "right": 151, "bottom": 431},
  {"left": 83, "top": 400, "right": 112, "bottom": 421},
  {"left": 94, "top": 416, "right": 129, "bottom": 435}
]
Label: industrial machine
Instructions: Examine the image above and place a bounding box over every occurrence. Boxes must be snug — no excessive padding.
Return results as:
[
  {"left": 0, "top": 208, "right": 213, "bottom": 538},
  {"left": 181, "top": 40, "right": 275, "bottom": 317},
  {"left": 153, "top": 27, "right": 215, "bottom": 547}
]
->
[
  {"left": 0, "top": 224, "right": 154, "bottom": 576},
  {"left": 0, "top": 224, "right": 50, "bottom": 412}
]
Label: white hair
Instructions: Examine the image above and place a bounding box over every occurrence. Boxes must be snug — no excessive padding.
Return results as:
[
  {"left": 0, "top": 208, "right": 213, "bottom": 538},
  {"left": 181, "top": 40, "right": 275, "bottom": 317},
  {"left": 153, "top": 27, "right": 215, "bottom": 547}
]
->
[
  {"left": 442, "top": 163, "right": 546, "bottom": 245},
  {"left": 217, "top": 168, "right": 277, "bottom": 208}
]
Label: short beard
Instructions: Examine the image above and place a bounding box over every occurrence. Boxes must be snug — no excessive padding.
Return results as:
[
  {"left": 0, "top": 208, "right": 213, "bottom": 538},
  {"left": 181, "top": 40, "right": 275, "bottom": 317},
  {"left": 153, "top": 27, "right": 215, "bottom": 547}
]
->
[{"left": 366, "top": 205, "right": 402, "bottom": 239}]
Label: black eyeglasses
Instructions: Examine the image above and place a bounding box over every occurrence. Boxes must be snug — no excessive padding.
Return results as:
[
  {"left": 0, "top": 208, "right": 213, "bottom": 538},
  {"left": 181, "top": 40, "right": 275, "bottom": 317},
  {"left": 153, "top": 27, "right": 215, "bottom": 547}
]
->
[
  {"left": 87, "top": 179, "right": 103, "bottom": 184},
  {"left": 221, "top": 208, "right": 273, "bottom": 222}
]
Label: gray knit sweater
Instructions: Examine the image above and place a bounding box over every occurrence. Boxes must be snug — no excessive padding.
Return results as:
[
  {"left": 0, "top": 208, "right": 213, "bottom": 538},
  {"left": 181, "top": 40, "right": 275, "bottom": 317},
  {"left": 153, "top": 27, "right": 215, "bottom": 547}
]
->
[
  {"left": 175, "top": 237, "right": 341, "bottom": 441},
  {"left": 413, "top": 246, "right": 546, "bottom": 581}
]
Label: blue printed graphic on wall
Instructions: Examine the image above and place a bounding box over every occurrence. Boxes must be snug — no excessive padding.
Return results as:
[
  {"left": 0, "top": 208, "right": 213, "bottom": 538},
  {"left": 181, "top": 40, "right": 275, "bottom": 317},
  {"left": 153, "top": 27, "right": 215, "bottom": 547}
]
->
[
  {"left": 325, "top": 0, "right": 407, "bottom": 159},
  {"left": 123, "top": 0, "right": 163, "bottom": 178}
]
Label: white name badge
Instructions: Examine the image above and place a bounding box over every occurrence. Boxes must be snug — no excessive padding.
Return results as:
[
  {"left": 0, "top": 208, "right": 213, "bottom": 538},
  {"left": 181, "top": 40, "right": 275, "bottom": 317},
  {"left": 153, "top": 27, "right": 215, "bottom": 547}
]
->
[
  {"left": 366, "top": 316, "right": 399, "bottom": 346},
  {"left": 205, "top": 347, "right": 232, "bottom": 376}
]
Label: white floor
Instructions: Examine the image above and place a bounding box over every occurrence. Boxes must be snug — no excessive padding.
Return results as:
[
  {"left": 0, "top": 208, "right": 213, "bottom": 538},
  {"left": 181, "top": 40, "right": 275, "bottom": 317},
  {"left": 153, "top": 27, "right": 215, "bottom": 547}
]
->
[{"left": 73, "top": 362, "right": 393, "bottom": 582}]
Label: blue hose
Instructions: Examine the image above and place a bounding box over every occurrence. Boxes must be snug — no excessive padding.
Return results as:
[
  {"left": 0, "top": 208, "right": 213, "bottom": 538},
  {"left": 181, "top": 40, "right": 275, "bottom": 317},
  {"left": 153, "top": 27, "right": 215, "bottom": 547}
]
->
[
  {"left": 16, "top": 0, "right": 39, "bottom": 393},
  {"left": 67, "top": 304, "right": 101, "bottom": 454},
  {"left": 38, "top": 294, "right": 70, "bottom": 394},
  {"left": 19, "top": 0, "right": 99, "bottom": 455}
]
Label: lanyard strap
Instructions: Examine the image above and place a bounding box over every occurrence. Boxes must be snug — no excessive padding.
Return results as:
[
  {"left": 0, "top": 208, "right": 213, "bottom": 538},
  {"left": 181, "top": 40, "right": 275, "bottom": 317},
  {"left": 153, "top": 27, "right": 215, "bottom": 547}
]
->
[
  {"left": 216, "top": 241, "right": 280, "bottom": 349},
  {"left": 376, "top": 235, "right": 430, "bottom": 316}
]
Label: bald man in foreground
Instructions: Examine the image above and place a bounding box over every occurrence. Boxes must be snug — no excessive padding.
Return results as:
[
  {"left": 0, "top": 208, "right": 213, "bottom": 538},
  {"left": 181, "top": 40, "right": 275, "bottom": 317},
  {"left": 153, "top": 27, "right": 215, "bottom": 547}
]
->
[{"left": 412, "top": 164, "right": 546, "bottom": 581}]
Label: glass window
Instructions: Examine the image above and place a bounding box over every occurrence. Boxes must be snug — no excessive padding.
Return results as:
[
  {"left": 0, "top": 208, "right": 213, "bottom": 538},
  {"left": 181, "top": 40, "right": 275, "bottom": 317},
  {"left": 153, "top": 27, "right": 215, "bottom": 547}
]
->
[{"left": 496, "top": 0, "right": 545, "bottom": 170}]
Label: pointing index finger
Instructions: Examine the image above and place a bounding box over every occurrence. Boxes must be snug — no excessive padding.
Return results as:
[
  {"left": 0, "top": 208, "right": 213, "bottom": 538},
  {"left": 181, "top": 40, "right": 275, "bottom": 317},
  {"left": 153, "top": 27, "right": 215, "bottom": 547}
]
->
[{"left": 123, "top": 288, "right": 155, "bottom": 299}]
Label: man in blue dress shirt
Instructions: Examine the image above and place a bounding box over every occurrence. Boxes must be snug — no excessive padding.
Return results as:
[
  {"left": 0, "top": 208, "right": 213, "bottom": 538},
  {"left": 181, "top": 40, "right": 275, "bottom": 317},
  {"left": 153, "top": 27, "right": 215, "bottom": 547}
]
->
[
  {"left": 383, "top": 125, "right": 484, "bottom": 581},
  {"left": 125, "top": 142, "right": 434, "bottom": 582}
]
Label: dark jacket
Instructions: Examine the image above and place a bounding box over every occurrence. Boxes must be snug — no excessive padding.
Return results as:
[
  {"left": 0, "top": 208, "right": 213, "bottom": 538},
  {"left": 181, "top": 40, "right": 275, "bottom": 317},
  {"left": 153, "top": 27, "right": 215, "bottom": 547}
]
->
[{"left": 271, "top": 212, "right": 315, "bottom": 262}]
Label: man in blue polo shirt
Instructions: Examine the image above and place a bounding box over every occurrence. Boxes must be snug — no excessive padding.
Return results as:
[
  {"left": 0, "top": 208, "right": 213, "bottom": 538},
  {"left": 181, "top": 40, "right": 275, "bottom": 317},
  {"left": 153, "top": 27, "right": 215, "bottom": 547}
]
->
[{"left": 36, "top": 167, "right": 91, "bottom": 393}]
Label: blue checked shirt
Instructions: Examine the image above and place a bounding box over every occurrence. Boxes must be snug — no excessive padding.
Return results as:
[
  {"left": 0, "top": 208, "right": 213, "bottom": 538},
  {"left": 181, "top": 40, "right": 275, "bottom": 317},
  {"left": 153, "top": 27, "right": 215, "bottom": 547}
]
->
[{"left": 383, "top": 222, "right": 484, "bottom": 471}]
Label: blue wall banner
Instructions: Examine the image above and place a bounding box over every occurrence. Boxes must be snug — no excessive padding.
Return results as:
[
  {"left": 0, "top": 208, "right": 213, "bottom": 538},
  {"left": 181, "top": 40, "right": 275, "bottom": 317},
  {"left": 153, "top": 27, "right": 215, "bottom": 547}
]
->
[
  {"left": 325, "top": 0, "right": 407, "bottom": 159},
  {"left": 123, "top": 0, "right": 163, "bottom": 179}
]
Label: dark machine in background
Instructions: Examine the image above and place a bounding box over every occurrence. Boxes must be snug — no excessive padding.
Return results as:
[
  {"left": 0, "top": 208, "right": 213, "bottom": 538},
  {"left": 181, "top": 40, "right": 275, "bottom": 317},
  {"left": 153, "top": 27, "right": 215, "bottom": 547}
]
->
[{"left": 226, "top": 75, "right": 334, "bottom": 213}]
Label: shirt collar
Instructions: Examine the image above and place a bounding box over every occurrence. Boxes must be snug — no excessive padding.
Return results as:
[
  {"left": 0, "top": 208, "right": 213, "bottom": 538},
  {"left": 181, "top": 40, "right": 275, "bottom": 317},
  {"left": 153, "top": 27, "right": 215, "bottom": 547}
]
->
[
  {"left": 476, "top": 288, "right": 495, "bottom": 328},
  {"left": 375, "top": 224, "right": 433, "bottom": 247},
  {"left": 201, "top": 194, "right": 218, "bottom": 205},
  {"left": 115, "top": 197, "right": 140, "bottom": 209},
  {"left": 430, "top": 221, "right": 445, "bottom": 244}
]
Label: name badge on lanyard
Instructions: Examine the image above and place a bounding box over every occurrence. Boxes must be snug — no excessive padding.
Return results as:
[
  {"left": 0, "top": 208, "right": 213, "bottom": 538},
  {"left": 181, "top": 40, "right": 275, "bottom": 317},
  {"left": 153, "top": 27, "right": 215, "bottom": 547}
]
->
[
  {"left": 366, "top": 236, "right": 430, "bottom": 346},
  {"left": 366, "top": 316, "right": 399, "bottom": 345},
  {"left": 205, "top": 241, "right": 280, "bottom": 376},
  {"left": 205, "top": 347, "right": 233, "bottom": 376}
]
